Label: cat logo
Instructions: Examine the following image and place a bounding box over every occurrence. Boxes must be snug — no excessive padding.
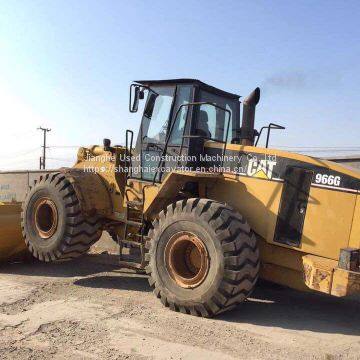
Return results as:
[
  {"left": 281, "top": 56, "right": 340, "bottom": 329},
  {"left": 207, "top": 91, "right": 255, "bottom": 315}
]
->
[{"left": 247, "top": 159, "right": 277, "bottom": 179}]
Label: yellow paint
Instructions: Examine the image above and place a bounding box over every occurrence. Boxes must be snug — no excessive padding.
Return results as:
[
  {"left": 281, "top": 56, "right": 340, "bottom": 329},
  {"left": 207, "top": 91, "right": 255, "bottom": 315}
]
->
[
  {"left": 143, "top": 171, "right": 221, "bottom": 217},
  {"left": 206, "top": 142, "right": 360, "bottom": 181},
  {"left": 203, "top": 142, "right": 359, "bottom": 260},
  {"left": 300, "top": 188, "right": 356, "bottom": 259},
  {"left": 260, "top": 262, "right": 309, "bottom": 292},
  {"left": 75, "top": 145, "right": 127, "bottom": 215},
  {"left": 302, "top": 254, "right": 360, "bottom": 297},
  {"left": 0, "top": 203, "right": 27, "bottom": 261},
  {"left": 254, "top": 169, "right": 268, "bottom": 179},
  {"left": 146, "top": 166, "right": 357, "bottom": 263},
  {"left": 206, "top": 174, "right": 283, "bottom": 244},
  {"left": 78, "top": 140, "right": 360, "bottom": 296},
  {"left": 349, "top": 195, "right": 360, "bottom": 249},
  {"left": 331, "top": 268, "right": 360, "bottom": 296},
  {"left": 303, "top": 255, "right": 360, "bottom": 296},
  {"left": 302, "top": 255, "right": 337, "bottom": 294},
  {"left": 59, "top": 142, "right": 360, "bottom": 296},
  {"left": 219, "top": 175, "right": 356, "bottom": 260},
  {"left": 259, "top": 239, "right": 304, "bottom": 272}
]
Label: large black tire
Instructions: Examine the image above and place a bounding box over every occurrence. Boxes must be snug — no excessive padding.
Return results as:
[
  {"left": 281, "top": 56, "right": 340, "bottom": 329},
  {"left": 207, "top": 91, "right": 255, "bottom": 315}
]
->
[
  {"left": 145, "top": 198, "right": 259, "bottom": 317},
  {"left": 21, "top": 172, "right": 102, "bottom": 262}
]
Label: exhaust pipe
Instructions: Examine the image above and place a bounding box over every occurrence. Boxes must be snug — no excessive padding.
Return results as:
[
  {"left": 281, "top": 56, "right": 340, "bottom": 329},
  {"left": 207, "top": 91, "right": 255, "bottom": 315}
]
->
[{"left": 240, "top": 87, "right": 260, "bottom": 146}]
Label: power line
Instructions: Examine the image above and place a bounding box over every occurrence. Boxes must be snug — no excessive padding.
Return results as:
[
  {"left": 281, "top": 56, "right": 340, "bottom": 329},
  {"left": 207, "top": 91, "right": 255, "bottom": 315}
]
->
[
  {"left": 49, "top": 145, "right": 81, "bottom": 148},
  {"left": 47, "top": 157, "right": 74, "bottom": 162},
  {"left": 0, "top": 157, "right": 39, "bottom": 165},
  {"left": 1, "top": 148, "right": 40, "bottom": 161},
  {"left": 297, "top": 150, "right": 360, "bottom": 153},
  {"left": 7, "top": 130, "right": 33, "bottom": 138},
  {"left": 275, "top": 146, "right": 360, "bottom": 150}
]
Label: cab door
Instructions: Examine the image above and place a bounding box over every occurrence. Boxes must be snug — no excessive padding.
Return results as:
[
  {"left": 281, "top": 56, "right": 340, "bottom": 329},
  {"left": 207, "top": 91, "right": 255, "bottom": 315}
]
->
[
  {"left": 164, "top": 85, "right": 195, "bottom": 174},
  {"left": 132, "top": 85, "right": 175, "bottom": 182},
  {"left": 274, "top": 166, "right": 313, "bottom": 247}
]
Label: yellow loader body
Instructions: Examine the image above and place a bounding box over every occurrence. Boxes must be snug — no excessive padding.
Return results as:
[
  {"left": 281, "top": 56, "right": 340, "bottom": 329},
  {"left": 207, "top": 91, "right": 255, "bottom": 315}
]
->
[
  {"left": 119, "top": 142, "right": 360, "bottom": 296},
  {"left": 1, "top": 79, "right": 359, "bottom": 318},
  {"left": 0, "top": 203, "right": 26, "bottom": 261}
]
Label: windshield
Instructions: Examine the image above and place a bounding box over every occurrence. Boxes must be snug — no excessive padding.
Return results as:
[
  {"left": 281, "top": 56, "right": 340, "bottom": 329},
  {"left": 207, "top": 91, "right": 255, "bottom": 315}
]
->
[{"left": 137, "top": 86, "right": 175, "bottom": 147}]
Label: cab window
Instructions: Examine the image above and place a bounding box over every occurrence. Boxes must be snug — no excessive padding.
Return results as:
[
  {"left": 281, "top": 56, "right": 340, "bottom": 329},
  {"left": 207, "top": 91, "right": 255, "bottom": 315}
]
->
[
  {"left": 135, "top": 85, "right": 175, "bottom": 181},
  {"left": 196, "top": 90, "right": 237, "bottom": 143},
  {"left": 168, "top": 85, "right": 193, "bottom": 145},
  {"left": 140, "top": 86, "right": 175, "bottom": 145}
]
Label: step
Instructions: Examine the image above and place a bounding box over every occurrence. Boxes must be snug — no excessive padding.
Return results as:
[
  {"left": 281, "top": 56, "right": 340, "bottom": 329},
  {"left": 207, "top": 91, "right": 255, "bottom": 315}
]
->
[
  {"left": 121, "top": 239, "right": 142, "bottom": 247},
  {"left": 130, "top": 234, "right": 151, "bottom": 241},
  {"left": 127, "top": 200, "right": 143, "bottom": 208},
  {"left": 119, "top": 248, "right": 145, "bottom": 270},
  {"left": 118, "top": 260, "right": 145, "bottom": 270},
  {"left": 125, "top": 219, "right": 142, "bottom": 227}
]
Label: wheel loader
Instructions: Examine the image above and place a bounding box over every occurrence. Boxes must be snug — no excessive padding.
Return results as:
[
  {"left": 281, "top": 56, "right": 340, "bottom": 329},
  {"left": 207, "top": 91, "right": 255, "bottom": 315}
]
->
[{"left": 1, "top": 78, "right": 360, "bottom": 317}]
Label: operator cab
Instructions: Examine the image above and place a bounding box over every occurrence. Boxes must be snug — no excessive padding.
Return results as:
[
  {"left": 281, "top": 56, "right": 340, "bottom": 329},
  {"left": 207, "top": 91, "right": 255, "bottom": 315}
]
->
[{"left": 128, "top": 79, "right": 240, "bottom": 182}]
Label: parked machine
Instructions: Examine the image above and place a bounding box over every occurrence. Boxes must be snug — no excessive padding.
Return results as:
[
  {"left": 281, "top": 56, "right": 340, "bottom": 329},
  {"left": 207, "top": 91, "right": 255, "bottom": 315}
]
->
[{"left": 1, "top": 79, "right": 359, "bottom": 317}]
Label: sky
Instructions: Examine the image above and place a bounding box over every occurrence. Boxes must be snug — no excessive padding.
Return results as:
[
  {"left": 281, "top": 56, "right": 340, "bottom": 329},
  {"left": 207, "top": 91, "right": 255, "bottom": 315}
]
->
[{"left": 0, "top": 0, "right": 359, "bottom": 170}]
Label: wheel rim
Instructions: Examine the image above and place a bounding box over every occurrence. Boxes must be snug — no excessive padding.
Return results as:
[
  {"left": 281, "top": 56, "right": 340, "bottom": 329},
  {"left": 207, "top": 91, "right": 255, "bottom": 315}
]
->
[
  {"left": 34, "top": 198, "right": 58, "bottom": 239},
  {"left": 164, "top": 231, "right": 209, "bottom": 289}
]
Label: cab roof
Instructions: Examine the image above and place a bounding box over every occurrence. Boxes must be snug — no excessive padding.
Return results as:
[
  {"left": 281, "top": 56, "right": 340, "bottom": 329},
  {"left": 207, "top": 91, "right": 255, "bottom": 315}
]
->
[{"left": 135, "top": 78, "right": 240, "bottom": 100}]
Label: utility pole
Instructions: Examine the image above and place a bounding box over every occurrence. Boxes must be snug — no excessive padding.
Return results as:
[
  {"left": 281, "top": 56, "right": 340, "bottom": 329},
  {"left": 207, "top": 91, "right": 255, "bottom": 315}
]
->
[{"left": 37, "top": 127, "right": 51, "bottom": 169}]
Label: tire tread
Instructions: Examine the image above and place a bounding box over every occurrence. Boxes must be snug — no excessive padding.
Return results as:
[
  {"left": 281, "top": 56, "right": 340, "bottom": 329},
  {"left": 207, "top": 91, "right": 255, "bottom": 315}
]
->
[
  {"left": 21, "top": 172, "right": 102, "bottom": 262},
  {"left": 146, "top": 198, "right": 259, "bottom": 317}
]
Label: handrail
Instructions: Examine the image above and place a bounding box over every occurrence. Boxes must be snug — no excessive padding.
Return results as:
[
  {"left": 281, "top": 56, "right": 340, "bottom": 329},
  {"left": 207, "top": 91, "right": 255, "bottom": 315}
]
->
[
  {"left": 125, "top": 129, "right": 134, "bottom": 181},
  {"left": 255, "top": 123, "right": 285, "bottom": 148}
]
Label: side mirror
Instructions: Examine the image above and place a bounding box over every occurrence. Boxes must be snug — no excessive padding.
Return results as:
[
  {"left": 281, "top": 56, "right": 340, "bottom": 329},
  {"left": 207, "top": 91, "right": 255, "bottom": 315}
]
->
[
  {"left": 144, "top": 92, "right": 158, "bottom": 118},
  {"left": 129, "top": 85, "right": 144, "bottom": 113}
]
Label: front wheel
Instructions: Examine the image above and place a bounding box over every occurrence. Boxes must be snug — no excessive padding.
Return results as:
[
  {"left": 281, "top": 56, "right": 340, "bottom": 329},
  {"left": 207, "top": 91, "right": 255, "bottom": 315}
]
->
[
  {"left": 21, "top": 172, "right": 102, "bottom": 262},
  {"left": 145, "top": 198, "right": 259, "bottom": 317}
]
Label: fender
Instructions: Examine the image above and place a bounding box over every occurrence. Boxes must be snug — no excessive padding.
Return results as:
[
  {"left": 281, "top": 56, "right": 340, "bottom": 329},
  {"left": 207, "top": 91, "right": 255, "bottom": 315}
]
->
[
  {"left": 143, "top": 171, "right": 223, "bottom": 218},
  {"left": 60, "top": 168, "right": 113, "bottom": 217}
]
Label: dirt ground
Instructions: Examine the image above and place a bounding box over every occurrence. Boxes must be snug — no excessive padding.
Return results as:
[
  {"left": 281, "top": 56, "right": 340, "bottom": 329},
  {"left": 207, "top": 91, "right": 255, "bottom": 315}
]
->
[{"left": 0, "top": 235, "right": 359, "bottom": 360}]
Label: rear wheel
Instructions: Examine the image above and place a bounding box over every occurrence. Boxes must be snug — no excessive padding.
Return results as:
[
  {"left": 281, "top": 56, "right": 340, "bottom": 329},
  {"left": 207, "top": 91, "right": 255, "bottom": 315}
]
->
[
  {"left": 21, "top": 173, "right": 102, "bottom": 261},
  {"left": 145, "top": 198, "right": 260, "bottom": 317}
]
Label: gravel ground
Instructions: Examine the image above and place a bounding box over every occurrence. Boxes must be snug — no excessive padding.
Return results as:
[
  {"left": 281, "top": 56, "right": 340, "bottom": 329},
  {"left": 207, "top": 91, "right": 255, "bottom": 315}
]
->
[{"left": 0, "top": 236, "right": 359, "bottom": 360}]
